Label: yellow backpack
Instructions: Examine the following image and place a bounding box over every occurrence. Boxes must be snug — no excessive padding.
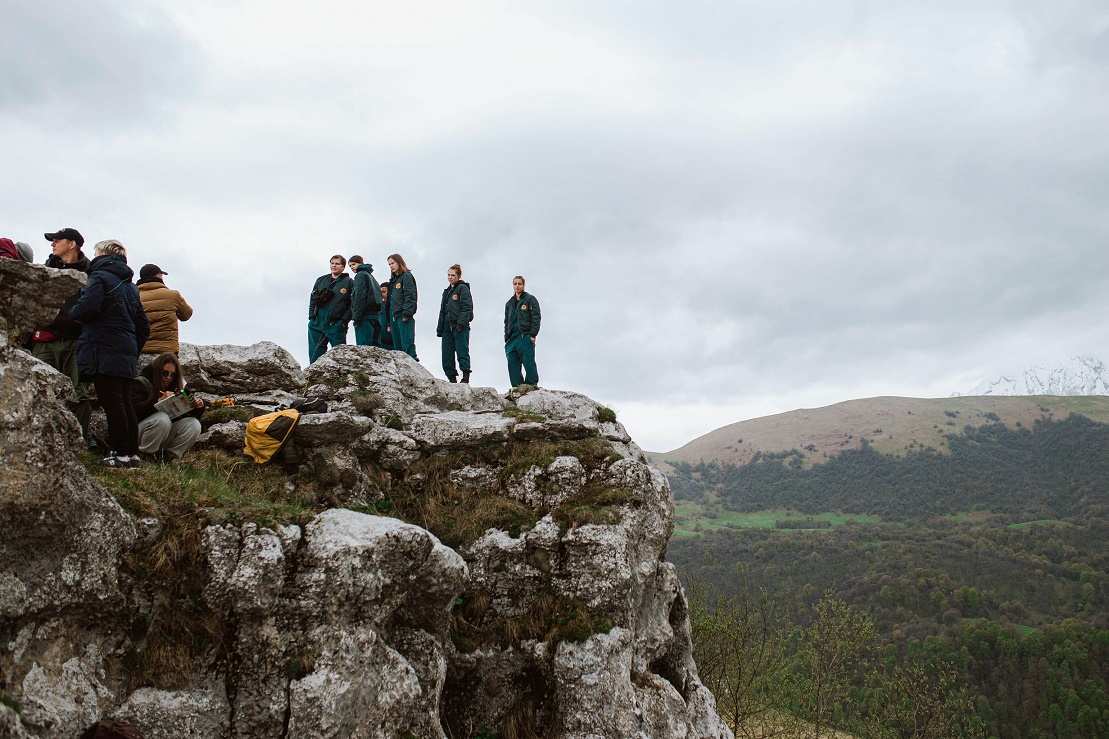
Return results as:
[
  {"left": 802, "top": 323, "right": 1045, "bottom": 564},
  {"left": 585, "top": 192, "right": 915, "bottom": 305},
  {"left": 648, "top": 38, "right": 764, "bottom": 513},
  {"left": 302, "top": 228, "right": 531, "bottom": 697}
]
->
[{"left": 243, "top": 408, "right": 300, "bottom": 464}]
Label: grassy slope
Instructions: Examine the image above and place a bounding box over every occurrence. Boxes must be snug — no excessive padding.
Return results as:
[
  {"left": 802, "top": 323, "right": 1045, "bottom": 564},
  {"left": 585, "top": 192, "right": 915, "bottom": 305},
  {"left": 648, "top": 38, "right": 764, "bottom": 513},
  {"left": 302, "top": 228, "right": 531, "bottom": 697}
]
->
[
  {"left": 672, "top": 500, "right": 881, "bottom": 537},
  {"left": 653, "top": 395, "right": 1109, "bottom": 467}
]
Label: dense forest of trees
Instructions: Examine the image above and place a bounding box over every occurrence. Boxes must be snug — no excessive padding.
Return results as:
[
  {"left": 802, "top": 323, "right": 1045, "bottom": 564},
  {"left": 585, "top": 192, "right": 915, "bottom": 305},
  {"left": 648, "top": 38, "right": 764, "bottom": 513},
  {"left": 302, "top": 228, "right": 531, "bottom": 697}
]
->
[
  {"left": 674, "top": 521, "right": 1109, "bottom": 737},
  {"left": 668, "top": 415, "right": 1109, "bottom": 520},
  {"left": 667, "top": 416, "right": 1109, "bottom": 737}
]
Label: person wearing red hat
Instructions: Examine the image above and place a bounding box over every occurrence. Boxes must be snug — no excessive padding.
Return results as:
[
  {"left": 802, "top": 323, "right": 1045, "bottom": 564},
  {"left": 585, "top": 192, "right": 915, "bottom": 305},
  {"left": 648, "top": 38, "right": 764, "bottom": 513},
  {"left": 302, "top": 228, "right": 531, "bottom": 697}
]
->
[{"left": 137, "top": 263, "right": 193, "bottom": 363}]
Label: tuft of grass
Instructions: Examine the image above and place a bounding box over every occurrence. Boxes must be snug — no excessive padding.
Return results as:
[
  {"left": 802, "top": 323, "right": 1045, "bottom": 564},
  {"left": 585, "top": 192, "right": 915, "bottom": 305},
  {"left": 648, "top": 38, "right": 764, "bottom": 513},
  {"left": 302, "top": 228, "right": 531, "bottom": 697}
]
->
[
  {"left": 503, "top": 405, "right": 547, "bottom": 423},
  {"left": 0, "top": 691, "right": 20, "bottom": 714},
  {"left": 385, "top": 453, "right": 540, "bottom": 548},
  {"left": 200, "top": 405, "right": 255, "bottom": 431},
  {"left": 551, "top": 485, "right": 643, "bottom": 533},
  {"left": 353, "top": 371, "right": 370, "bottom": 388},
  {"left": 502, "top": 698, "right": 558, "bottom": 739},
  {"left": 85, "top": 449, "right": 327, "bottom": 531},
  {"left": 385, "top": 414, "right": 405, "bottom": 431},
  {"left": 452, "top": 589, "right": 613, "bottom": 653},
  {"left": 596, "top": 406, "right": 617, "bottom": 423},
  {"left": 351, "top": 390, "right": 384, "bottom": 416},
  {"left": 499, "top": 436, "right": 614, "bottom": 481},
  {"left": 283, "top": 645, "right": 317, "bottom": 681}
]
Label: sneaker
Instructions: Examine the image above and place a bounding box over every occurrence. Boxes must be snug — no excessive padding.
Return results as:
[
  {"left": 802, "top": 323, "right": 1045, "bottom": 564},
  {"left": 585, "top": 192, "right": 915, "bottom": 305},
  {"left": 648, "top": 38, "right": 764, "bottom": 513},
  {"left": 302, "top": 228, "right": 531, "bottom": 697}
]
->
[
  {"left": 100, "top": 452, "right": 125, "bottom": 468},
  {"left": 127, "top": 456, "right": 142, "bottom": 469}
]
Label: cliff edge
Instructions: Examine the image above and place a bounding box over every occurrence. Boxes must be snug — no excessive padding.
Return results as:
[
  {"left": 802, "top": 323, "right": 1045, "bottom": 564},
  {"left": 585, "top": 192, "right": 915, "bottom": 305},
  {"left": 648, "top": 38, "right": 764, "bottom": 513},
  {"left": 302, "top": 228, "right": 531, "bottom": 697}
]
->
[{"left": 0, "top": 257, "right": 730, "bottom": 738}]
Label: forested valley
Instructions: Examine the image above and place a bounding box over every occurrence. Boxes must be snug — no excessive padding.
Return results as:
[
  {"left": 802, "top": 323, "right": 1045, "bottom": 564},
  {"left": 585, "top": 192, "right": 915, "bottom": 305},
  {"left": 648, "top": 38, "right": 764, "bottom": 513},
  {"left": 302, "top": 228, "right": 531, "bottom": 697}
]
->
[{"left": 666, "top": 414, "right": 1109, "bottom": 738}]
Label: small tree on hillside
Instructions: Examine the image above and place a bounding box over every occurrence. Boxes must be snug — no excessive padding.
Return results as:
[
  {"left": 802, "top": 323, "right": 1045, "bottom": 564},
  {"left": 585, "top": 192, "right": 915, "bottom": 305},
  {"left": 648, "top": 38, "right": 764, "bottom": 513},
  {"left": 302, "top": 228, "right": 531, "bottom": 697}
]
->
[
  {"left": 783, "top": 592, "right": 877, "bottom": 738},
  {"left": 687, "top": 568, "right": 799, "bottom": 737}
]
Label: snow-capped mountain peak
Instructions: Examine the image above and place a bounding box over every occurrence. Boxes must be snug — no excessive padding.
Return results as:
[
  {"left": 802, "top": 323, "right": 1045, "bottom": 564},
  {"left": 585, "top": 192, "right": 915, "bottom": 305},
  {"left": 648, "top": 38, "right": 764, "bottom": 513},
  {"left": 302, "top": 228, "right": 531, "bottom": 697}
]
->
[{"left": 958, "top": 356, "right": 1108, "bottom": 397}]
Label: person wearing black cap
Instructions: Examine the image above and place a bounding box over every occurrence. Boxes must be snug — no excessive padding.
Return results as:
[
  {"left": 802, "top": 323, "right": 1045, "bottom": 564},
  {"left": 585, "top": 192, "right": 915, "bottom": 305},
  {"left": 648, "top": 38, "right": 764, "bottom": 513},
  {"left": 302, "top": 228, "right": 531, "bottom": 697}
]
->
[
  {"left": 31, "top": 228, "right": 94, "bottom": 443},
  {"left": 137, "top": 263, "right": 193, "bottom": 363},
  {"left": 308, "top": 255, "right": 354, "bottom": 364}
]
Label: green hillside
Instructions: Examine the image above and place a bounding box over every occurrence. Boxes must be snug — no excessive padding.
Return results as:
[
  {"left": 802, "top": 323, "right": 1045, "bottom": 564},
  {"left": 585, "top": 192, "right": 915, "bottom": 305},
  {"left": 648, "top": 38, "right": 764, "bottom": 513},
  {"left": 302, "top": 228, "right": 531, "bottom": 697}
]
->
[{"left": 664, "top": 408, "right": 1109, "bottom": 738}]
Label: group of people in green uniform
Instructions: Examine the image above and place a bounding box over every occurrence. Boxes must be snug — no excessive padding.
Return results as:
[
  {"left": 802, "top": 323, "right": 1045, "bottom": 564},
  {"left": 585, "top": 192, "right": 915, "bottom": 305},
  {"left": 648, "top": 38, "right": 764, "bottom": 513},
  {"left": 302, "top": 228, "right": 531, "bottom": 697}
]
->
[{"left": 308, "top": 255, "right": 542, "bottom": 387}]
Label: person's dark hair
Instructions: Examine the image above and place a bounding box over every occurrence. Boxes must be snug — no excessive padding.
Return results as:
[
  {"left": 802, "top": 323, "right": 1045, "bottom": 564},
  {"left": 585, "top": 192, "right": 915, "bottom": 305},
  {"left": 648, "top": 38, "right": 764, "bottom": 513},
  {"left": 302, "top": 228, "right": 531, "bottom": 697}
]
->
[
  {"left": 330, "top": 254, "right": 347, "bottom": 267},
  {"left": 449, "top": 263, "right": 462, "bottom": 277},
  {"left": 349, "top": 255, "right": 363, "bottom": 265},
  {"left": 148, "top": 353, "right": 184, "bottom": 401},
  {"left": 513, "top": 275, "right": 525, "bottom": 285},
  {"left": 388, "top": 253, "right": 409, "bottom": 273}
]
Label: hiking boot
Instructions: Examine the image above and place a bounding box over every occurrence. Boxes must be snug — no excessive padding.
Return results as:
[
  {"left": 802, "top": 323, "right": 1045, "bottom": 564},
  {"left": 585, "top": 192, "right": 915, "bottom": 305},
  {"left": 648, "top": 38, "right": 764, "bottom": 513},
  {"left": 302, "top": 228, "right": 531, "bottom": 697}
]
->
[
  {"left": 448, "top": 375, "right": 457, "bottom": 383},
  {"left": 100, "top": 452, "right": 125, "bottom": 468},
  {"left": 461, "top": 371, "right": 471, "bottom": 384}
]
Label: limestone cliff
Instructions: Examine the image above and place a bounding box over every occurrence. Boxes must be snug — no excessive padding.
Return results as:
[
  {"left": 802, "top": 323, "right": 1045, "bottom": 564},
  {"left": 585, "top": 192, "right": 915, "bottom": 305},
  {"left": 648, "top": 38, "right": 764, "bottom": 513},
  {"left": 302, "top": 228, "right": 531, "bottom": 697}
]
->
[{"left": 0, "top": 258, "right": 730, "bottom": 738}]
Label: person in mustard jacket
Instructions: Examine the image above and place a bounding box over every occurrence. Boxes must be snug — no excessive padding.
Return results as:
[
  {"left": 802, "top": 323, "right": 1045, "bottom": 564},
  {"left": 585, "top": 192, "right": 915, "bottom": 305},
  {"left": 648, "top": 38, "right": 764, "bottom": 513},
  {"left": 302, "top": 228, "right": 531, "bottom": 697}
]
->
[
  {"left": 308, "top": 255, "right": 353, "bottom": 364},
  {"left": 386, "top": 253, "right": 418, "bottom": 361},
  {"left": 137, "top": 263, "right": 193, "bottom": 360},
  {"left": 503, "top": 275, "right": 541, "bottom": 387},
  {"left": 436, "top": 263, "right": 474, "bottom": 383}
]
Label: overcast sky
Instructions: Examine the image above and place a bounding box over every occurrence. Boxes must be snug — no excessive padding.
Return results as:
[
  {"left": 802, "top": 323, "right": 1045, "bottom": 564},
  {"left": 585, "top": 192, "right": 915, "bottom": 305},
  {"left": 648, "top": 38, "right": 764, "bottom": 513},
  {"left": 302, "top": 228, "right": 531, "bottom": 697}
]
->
[{"left": 4, "top": 0, "right": 1108, "bottom": 451}]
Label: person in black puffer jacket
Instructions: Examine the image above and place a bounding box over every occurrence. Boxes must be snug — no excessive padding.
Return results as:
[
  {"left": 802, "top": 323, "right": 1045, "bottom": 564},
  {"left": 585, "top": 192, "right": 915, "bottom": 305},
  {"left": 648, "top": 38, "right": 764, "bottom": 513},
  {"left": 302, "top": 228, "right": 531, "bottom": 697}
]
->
[{"left": 70, "top": 240, "right": 151, "bottom": 468}]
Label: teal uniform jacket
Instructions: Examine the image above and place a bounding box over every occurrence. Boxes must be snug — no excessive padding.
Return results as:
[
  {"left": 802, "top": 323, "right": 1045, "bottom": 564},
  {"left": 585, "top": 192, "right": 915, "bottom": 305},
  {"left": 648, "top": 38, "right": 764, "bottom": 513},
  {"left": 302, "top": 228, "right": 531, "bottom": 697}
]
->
[
  {"left": 437, "top": 281, "right": 473, "bottom": 336},
  {"left": 388, "top": 270, "right": 418, "bottom": 320},
  {"left": 309, "top": 273, "right": 354, "bottom": 327},
  {"left": 350, "top": 264, "right": 382, "bottom": 323},
  {"left": 503, "top": 291, "right": 541, "bottom": 342}
]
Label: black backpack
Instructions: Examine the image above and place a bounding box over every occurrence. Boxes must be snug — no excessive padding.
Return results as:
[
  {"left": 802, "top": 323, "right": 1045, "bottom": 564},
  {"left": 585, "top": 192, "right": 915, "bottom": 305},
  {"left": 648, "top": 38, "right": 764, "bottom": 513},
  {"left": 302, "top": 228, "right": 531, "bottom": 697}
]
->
[{"left": 278, "top": 397, "right": 328, "bottom": 414}]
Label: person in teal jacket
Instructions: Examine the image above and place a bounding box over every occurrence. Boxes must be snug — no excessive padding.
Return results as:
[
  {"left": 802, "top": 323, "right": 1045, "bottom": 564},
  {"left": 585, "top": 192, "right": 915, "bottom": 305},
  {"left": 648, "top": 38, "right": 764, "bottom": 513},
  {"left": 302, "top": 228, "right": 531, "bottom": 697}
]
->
[
  {"left": 387, "top": 253, "right": 418, "bottom": 361},
  {"left": 436, "top": 263, "right": 474, "bottom": 383},
  {"left": 347, "top": 255, "right": 382, "bottom": 347},
  {"left": 503, "top": 275, "right": 540, "bottom": 387},
  {"left": 308, "top": 255, "right": 353, "bottom": 364}
]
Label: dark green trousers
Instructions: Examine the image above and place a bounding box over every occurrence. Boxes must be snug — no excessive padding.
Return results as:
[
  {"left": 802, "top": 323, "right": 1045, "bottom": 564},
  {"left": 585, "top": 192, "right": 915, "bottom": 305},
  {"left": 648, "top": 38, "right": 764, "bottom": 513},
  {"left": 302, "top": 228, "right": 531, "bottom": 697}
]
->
[
  {"left": 31, "top": 337, "right": 92, "bottom": 438},
  {"left": 441, "top": 327, "right": 470, "bottom": 379}
]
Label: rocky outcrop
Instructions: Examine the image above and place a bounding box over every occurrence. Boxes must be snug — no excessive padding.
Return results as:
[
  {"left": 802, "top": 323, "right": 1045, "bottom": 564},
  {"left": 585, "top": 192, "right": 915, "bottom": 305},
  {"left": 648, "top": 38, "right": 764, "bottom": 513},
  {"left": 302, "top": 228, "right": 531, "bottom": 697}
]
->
[
  {"left": 178, "top": 342, "right": 305, "bottom": 394},
  {"left": 0, "top": 262, "right": 730, "bottom": 738},
  {"left": 0, "top": 265, "right": 137, "bottom": 737},
  {"left": 0, "top": 257, "right": 85, "bottom": 347}
]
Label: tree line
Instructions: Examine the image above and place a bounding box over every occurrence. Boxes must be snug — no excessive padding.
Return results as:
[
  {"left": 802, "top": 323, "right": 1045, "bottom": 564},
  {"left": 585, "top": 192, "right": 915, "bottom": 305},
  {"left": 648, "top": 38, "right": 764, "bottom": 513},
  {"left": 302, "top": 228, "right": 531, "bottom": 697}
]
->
[{"left": 668, "top": 415, "right": 1109, "bottom": 521}]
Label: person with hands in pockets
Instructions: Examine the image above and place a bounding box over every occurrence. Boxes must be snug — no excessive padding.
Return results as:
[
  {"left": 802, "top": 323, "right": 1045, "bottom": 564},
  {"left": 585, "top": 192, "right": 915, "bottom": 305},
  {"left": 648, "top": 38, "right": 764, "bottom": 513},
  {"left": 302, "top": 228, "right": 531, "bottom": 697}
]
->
[
  {"left": 386, "top": 253, "right": 418, "bottom": 361},
  {"left": 436, "top": 263, "right": 473, "bottom": 383},
  {"left": 504, "top": 275, "right": 541, "bottom": 388}
]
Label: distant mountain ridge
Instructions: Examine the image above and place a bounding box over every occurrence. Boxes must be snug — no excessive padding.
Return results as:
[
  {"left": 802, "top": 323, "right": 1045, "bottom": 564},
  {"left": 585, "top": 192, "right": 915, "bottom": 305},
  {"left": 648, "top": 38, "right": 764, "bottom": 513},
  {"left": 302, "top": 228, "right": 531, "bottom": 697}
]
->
[
  {"left": 654, "top": 395, "right": 1109, "bottom": 468},
  {"left": 957, "top": 355, "right": 1108, "bottom": 397}
]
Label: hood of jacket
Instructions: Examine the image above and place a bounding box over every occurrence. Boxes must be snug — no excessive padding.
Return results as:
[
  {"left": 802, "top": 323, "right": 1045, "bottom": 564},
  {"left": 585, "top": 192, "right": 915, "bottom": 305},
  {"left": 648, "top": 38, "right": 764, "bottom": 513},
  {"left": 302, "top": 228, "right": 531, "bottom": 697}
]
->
[
  {"left": 356, "top": 263, "right": 375, "bottom": 275},
  {"left": 45, "top": 250, "right": 91, "bottom": 273},
  {"left": 89, "top": 254, "right": 135, "bottom": 281}
]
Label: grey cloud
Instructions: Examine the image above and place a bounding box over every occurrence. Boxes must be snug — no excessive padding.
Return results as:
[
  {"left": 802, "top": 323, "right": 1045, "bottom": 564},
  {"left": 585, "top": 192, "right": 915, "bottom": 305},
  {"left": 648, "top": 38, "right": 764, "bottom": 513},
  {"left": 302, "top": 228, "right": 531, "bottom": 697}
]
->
[{"left": 0, "top": 0, "right": 199, "bottom": 128}]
